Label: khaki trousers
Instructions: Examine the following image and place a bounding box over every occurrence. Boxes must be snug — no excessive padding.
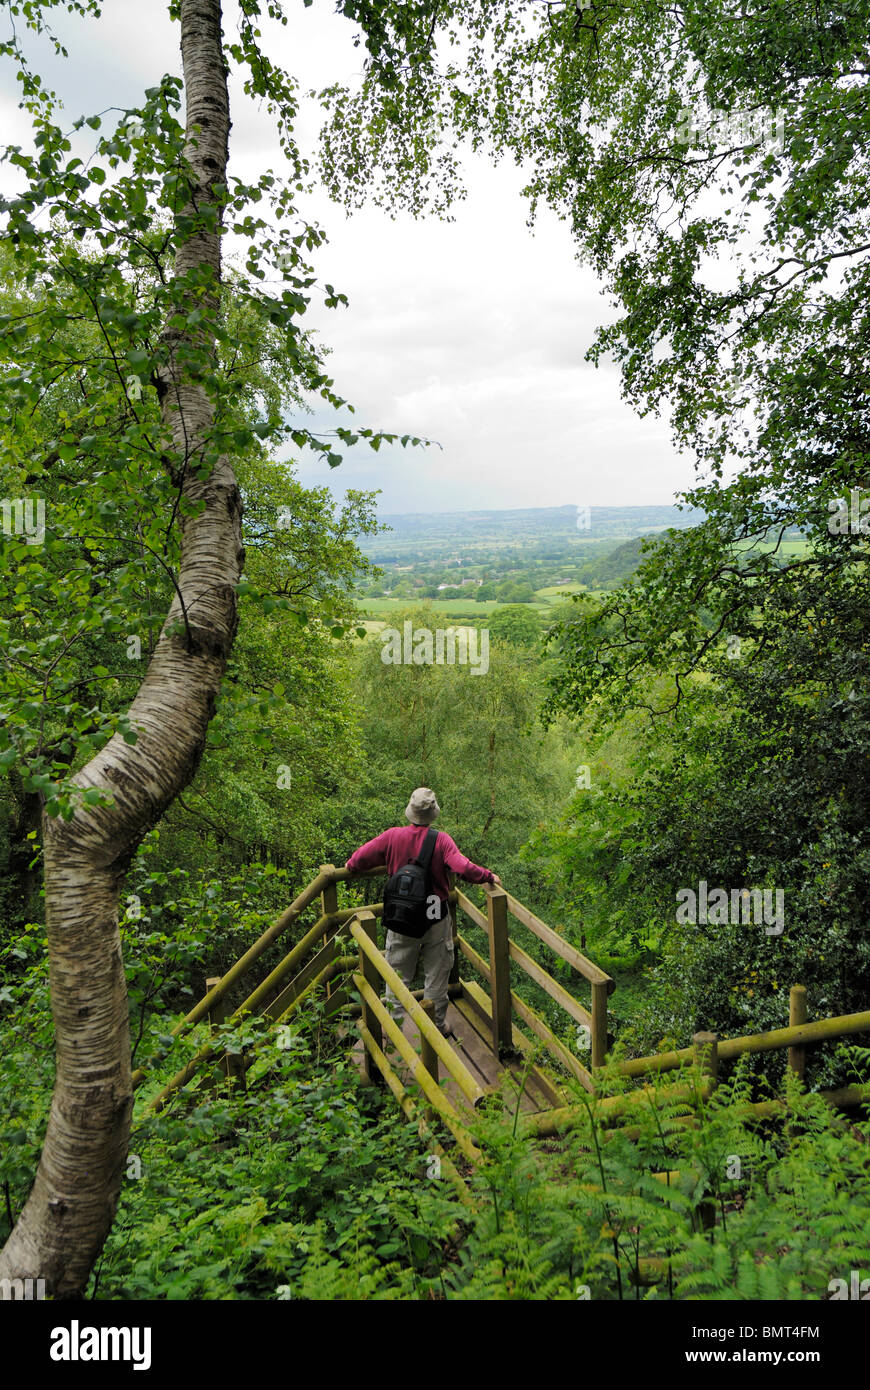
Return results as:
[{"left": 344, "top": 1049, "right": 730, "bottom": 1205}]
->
[{"left": 383, "top": 907, "right": 454, "bottom": 1031}]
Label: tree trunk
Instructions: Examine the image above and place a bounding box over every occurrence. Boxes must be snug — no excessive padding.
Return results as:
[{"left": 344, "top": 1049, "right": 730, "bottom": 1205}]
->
[{"left": 0, "top": 0, "right": 241, "bottom": 1298}]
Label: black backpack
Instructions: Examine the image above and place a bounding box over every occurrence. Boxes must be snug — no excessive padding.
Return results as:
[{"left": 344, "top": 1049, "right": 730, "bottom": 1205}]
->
[{"left": 382, "top": 827, "right": 443, "bottom": 938}]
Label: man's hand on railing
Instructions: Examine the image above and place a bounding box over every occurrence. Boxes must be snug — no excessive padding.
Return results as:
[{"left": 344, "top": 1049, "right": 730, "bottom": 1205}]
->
[{"left": 490, "top": 874, "right": 502, "bottom": 887}]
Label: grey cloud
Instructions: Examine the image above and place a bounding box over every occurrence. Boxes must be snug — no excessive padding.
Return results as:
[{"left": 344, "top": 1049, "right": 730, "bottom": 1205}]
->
[{"left": 3, "top": 0, "right": 694, "bottom": 516}]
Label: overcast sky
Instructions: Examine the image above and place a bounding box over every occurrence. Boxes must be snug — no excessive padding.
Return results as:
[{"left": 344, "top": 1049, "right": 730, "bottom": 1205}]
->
[{"left": 2, "top": 0, "right": 697, "bottom": 516}]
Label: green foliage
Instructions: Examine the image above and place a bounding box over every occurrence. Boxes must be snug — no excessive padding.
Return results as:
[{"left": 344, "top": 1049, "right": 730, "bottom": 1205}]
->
[
  {"left": 525, "top": 579, "right": 870, "bottom": 1071},
  {"left": 0, "top": 920, "right": 53, "bottom": 1232},
  {"left": 316, "top": 0, "right": 870, "bottom": 1084},
  {"left": 3, "top": 0, "right": 870, "bottom": 1304},
  {"left": 487, "top": 605, "right": 543, "bottom": 648},
  {"left": 150, "top": 453, "right": 379, "bottom": 882},
  {"left": 5, "top": 893, "right": 869, "bottom": 1301},
  {"left": 0, "top": 0, "right": 426, "bottom": 828},
  {"left": 91, "top": 998, "right": 465, "bottom": 1300},
  {"left": 447, "top": 1054, "right": 870, "bottom": 1302},
  {"left": 332, "top": 604, "right": 577, "bottom": 903}
]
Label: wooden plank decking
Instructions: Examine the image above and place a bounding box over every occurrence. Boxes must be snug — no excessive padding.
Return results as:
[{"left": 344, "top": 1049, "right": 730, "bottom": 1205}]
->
[{"left": 349, "top": 980, "right": 561, "bottom": 1119}]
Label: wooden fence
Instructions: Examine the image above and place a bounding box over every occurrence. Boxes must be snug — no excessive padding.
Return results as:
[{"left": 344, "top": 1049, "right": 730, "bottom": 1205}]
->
[
  {"left": 132, "top": 862, "right": 870, "bottom": 1140},
  {"left": 451, "top": 884, "right": 613, "bottom": 1088}
]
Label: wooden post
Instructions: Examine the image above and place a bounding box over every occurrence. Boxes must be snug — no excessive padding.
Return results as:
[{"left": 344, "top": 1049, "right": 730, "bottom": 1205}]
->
[
  {"left": 692, "top": 1030, "right": 719, "bottom": 1233},
  {"left": 447, "top": 889, "right": 460, "bottom": 988},
  {"left": 487, "top": 886, "right": 513, "bottom": 1056},
  {"left": 693, "top": 1031, "right": 719, "bottom": 1086},
  {"left": 206, "top": 975, "right": 228, "bottom": 1030},
  {"left": 788, "top": 985, "right": 807, "bottom": 1082},
  {"left": 357, "top": 911, "right": 383, "bottom": 1084},
  {"left": 320, "top": 865, "right": 338, "bottom": 999},
  {"left": 591, "top": 980, "right": 608, "bottom": 1070},
  {"left": 206, "top": 975, "right": 244, "bottom": 1090},
  {"left": 419, "top": 998, "right": 439, "bottom": 1087}
]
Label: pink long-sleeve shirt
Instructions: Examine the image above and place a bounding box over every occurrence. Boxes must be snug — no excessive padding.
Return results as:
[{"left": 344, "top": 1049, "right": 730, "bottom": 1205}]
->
[{"left": 345, "top": 825, "right": 495, "bottom": 905}]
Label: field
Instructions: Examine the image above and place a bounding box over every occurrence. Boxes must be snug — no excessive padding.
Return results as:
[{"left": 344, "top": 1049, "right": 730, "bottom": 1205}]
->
[
  {"left": 359, "top": 597, "right": 507, "bottom": 618},
  {"left": 357, "top": 587, "right": 600, "bottom": 626}
]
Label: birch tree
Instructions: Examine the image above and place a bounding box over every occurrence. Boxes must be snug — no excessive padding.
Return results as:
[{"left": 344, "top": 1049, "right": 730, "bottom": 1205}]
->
[
  {"left": 0, "top": 0, "right": 407, "bottom": 1296},
  {"left": 0, "top": 0, "right": 244, "bottom": 1298}
]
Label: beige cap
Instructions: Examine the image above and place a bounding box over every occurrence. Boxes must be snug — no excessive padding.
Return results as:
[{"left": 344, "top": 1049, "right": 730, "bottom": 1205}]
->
[{"left": 404, "top": 787, "right": 441, "bottom": 825}]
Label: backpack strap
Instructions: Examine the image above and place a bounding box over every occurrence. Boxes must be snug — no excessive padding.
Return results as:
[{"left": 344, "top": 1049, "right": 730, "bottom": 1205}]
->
[{"left": 413, "top": 826, "right": 439, "bottom": 872}]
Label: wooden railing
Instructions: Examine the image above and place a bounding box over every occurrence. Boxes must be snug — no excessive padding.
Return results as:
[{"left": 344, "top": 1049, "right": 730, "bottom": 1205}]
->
[
  {"left": 132, "top": 861, "right": 608, "bottom": 1115},
  {"left": 133, "top": 859, "right": 869, "bottom": 1142},
  {"left": 616, "top": 985, "right": 870, "bottom": 1102},
  {"left": 320, "top": 863, "right": 613, "bottom": 1092},
  {"left": 348, "top": 909, "right": 482, "bottom": 1159},
  {"left": 452, "top": 884, "right": 613, "bottom": 1090}
]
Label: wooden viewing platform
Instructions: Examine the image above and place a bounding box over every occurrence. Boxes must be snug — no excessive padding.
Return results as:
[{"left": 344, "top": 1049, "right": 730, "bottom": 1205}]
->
[{"left": 128, "top": 861, "right": 870, "bottom": 1233}]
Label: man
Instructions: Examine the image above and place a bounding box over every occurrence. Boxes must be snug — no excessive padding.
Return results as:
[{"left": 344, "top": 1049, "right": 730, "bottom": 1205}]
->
[{"left": 345, "top": 787, "right": 501, "bottom": 1037}]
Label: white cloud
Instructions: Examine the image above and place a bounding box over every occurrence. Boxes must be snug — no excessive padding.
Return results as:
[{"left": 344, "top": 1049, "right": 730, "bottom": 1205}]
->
[{"left": 1, "top": 0, "right": 697, "bottom": 515}]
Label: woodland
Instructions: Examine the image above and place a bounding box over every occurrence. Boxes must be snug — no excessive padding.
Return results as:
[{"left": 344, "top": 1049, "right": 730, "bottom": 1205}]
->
[{"left": 0, "top": 0, "right": 869, "bottom": 1310}]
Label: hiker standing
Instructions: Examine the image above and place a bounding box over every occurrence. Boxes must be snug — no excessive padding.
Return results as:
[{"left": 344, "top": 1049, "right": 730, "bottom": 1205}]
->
[{"left": 345, "top": 787, "right": 501, "bottom": 1037}]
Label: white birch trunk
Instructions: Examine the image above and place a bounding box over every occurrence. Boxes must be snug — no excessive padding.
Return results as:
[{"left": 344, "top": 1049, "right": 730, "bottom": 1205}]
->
[{"left": 0, "top": 0, "right": 242, "bottom": 1297}]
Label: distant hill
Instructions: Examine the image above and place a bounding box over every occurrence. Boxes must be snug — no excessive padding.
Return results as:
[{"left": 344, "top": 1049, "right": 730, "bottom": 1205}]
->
[
  {"left": 578, "top": 535, "right": 649, "bottom": 589},
  {"left": 359, "top": 504, "right": 702, "bottom": 559}
]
